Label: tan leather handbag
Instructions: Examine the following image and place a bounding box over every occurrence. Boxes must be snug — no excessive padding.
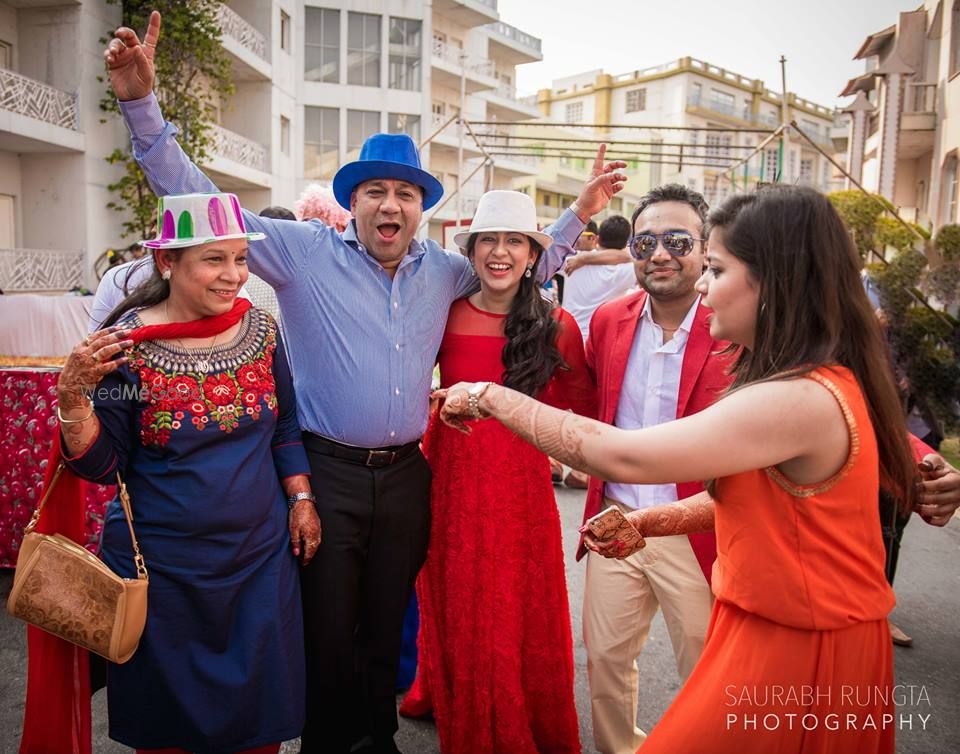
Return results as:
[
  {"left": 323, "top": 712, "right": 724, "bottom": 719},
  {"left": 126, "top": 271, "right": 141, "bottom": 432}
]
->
[{"left": 7, "top": 464, "right": 149, "bottom": 663}]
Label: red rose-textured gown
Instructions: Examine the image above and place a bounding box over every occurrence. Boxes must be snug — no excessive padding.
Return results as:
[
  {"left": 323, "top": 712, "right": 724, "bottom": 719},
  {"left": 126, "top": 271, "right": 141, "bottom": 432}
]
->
[{"left": 400, "top": 298, "right": 596, "bottom": 754}]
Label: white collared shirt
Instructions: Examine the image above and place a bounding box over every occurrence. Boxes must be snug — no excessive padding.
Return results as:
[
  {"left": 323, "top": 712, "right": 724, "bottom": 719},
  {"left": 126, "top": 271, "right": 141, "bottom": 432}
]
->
[{"left": 605, "top": 295, "right": 700, "bottom": 510}]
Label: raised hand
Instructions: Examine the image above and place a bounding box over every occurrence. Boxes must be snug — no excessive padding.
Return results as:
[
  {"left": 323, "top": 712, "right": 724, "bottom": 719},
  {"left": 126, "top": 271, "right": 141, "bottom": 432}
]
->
[
  {"left": 58, "top": 327, "right": 133, "bottom": 410},
  {"left": 574, "top": 144, "right": 629, "bottom": 220},
  {"left": 103, "top": 10, "right": 161, "bottom": 101}
]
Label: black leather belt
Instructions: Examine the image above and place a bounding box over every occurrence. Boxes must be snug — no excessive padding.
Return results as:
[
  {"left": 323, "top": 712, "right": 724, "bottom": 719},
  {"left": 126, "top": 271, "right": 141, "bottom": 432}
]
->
[{"left": 303, "top": 433, "right": 420, "bottom": 468}]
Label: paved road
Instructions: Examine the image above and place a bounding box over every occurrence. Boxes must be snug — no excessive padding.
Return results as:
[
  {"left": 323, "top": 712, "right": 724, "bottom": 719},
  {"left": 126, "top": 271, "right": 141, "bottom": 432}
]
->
[{"left": 1, "top": 487, "right": 958, "bottom": 753}]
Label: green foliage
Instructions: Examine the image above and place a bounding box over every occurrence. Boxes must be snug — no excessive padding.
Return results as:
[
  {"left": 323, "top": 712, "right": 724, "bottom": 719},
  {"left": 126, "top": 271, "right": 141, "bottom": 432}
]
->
[
  {"left": 830, "top": 191, "right": 960, "bottom": 433},
  {"left": 875, "top": 216, "right": 919, "bottom": 254},
  {"left": 935, "top": 224, "right": 960, "bottom": 262},
  {"left": 827, "top": 190, "right": 884, "bottom": 258},
  {"left": 100, "top": 0, "right": 233, "bottom": 240}
]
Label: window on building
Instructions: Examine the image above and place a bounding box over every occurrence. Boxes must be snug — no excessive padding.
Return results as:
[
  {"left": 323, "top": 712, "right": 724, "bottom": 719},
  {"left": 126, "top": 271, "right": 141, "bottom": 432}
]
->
[
  {"left": 0, "top": 194, "right": 14, "bottom": 248},
  {"left": 0, "top": 40, "right": 11, "bottom": 69},
  {"left": 709, "top": 89, "right": 736, "bottom": 115},
  {"left": 304, "top": 106, "right": 339, "bottom": 180},
  {"left": 347, "top": 110, "right": 381, "bottom": 160},
  {"left": 764, "top": 148, "right": 780, "bottom": 181},
  {"left": 942, "top": 153, "right": 959, "bottom": 223},
  {"left": 305, "top": 8, "right": 339, "bottom": 83},
  {"left": 952, "top": 2, "right": 960, "bottom": 76},
  {"left": 564, "top": 101, "right": 583, "bottom": 123},
  {"left": 650, "top": 137, "right": 663, "bottom": 186},
  {"left": 431, "top": 100, "right": 446, "bottom": 125},
  {"left": 703, "top": 176, "right": 718, "bottom": 206},
  {"left": 705, "top": 134, "right": 732, "bottom": 167},
  {"left": 388, "top": 112, "right": 420, "bottom": 142},
  {"left": 388, "top": 18, "right": 421, "bottom": 91},
  {"left": 280, "top": 10, "right": 291, "bottom": 52},
  {"left": 280, "top": 115, "right": 290, "bottom": 156},
  {"left": 799, "top": 157, "right": 814, "bottom": 184},
  {"left": 690, "top": 81, "right": 702, "bottom": 105},
  {"left": 800, "top": 119, "right": 820, "bottom": 141},
  {"left": 348, "top": 12, "right": 381, "bottom": 87},
  {"left": 625, "top": 88, "right": 646, "bottom": 113}
]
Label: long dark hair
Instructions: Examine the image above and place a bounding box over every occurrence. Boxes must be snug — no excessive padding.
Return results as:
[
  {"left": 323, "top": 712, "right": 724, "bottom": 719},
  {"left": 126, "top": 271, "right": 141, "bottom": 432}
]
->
[
  {"left": 466, "top": 235, "right": 566, "bottom": 396},
  {"left": 100, "top": 255, "right": 174, "bottom": 328},
  {"left": 706, "top": 185, "right": 916, "bottom": 511}
]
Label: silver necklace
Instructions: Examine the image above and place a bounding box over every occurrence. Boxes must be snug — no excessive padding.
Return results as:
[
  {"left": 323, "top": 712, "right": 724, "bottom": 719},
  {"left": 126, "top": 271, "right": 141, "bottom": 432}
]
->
[{"left": 165, "top": 301, "right": 220, "bottom": 374}]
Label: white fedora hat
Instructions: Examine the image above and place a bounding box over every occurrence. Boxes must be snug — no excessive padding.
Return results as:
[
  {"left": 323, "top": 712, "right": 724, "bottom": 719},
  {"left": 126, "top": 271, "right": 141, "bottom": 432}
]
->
[{"left": 453, "top": 190, "right": 553, "bottom": 251}]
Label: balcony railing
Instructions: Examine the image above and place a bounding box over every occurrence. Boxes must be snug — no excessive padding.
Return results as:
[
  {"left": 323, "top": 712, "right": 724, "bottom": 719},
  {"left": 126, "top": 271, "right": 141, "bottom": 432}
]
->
[
  {"left": 486, "top": 21, "right": 542, "bottom": 55},
  {"left": 0, "top": 248, "right": 85, "bottom": 292},
  {"left": 431, "top": 40, "right": 495, "bottom": 78},
  {"left": 209, "top": 123, "right": 267, "bottom": 172},
  {"left": 687, "top": 92, "right": 746, "bottom": 120},
  {"left": 0, "top": 68, "right": 79, "bottom": 131},
  {"left": 536, "top": 205, "right": 560, "bottom": 219},
  {"left": 905, "top": 82, "right": 936, "bottom": 114},
  {"left": 217, "top": 3, "right": 267, "bottom": 61}
]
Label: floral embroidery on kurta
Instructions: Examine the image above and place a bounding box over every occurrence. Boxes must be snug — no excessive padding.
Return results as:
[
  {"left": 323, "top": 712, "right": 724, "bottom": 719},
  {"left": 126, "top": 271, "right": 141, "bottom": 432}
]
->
[{"left": 129, "top": 310, "right": 279, "bottom": 447}]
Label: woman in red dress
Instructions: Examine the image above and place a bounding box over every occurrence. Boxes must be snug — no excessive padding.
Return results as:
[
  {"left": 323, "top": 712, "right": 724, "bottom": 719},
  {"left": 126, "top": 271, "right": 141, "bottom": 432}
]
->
[{"left": 399, "top": 191, "right": 595, "bottom": 753}]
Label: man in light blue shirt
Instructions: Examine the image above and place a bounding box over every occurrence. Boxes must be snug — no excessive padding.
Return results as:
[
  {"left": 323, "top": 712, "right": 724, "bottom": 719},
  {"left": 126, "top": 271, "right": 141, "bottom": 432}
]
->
[{"left": 105, "top": 13, "right": 627, "bottom": 754}]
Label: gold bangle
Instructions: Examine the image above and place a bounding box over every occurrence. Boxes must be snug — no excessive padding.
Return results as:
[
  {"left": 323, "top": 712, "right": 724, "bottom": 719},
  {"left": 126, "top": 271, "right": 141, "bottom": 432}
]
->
[{"left": 57, "top": 402, "right": 95, "bottom": 424}]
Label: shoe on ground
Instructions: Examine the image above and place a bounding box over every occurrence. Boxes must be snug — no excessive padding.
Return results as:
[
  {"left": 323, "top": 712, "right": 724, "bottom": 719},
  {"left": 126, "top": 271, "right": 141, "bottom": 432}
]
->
[
  {"left": 550, "top": 458, "right": 563, "bottom": 484},
  {"left": 889, "top": 619, "right": 913, "bottom": 647}
]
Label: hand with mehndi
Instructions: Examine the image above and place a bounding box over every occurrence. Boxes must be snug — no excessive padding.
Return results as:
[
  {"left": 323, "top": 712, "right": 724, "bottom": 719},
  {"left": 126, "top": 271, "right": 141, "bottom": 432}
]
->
[
  {"left": 915, "top": 455, "right": 960, "bottom": 527},
  {"left": 580, "top": 513, "right": 647, "bottom": 559},
  {"left": 58, "top": 328, "right": 133, "bottom": 411},
  {"left": 289, "top": 500, "right": 322, "bottom": 566},
  {"left": 435, "top": 384, "right": 488, "bottom": 434}
]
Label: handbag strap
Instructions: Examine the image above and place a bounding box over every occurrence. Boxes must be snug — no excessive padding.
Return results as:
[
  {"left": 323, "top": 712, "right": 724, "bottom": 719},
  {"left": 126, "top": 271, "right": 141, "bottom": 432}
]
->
[{"left": 24, "top": 463, "right": 148, "bottom": 580}]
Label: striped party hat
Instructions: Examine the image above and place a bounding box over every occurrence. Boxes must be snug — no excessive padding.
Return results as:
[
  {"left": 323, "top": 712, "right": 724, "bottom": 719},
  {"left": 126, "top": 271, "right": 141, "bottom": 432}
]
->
[{"left": 140, "top": 192, "right": 266, "bottom": 249}]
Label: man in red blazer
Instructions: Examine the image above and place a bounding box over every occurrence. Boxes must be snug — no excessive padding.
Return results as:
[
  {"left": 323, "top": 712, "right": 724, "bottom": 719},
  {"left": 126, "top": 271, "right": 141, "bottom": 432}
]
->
[{"left": 580, "top": 184, "right": 731, "bottom": 754}]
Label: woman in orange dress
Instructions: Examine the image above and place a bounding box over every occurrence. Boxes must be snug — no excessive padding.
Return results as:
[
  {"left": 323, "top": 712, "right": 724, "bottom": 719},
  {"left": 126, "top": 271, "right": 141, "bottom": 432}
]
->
[{"left": 435, "top": 185, "right": 922, "bottom": 754}]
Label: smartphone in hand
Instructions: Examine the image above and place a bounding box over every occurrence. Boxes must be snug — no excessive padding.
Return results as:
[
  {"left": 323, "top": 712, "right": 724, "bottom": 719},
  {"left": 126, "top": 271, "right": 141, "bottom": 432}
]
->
[{"left": 585, "top": 505, "right": 644, "bottom": 551}]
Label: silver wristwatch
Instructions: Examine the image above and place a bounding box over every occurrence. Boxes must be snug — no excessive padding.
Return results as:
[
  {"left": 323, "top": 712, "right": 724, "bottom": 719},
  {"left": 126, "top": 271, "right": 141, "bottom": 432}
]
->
[
  {"left": 467, "top": 381, "right": 492, "bottom": 419},
  {"left": 287, "top": 491, "right": 316, "bottom": 510}
]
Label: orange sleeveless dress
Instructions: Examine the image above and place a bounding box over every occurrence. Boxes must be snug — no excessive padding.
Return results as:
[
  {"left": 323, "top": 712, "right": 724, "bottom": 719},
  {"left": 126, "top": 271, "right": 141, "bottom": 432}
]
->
[{"left": 639, "top": 367, "right": 896, "bottom": 754}]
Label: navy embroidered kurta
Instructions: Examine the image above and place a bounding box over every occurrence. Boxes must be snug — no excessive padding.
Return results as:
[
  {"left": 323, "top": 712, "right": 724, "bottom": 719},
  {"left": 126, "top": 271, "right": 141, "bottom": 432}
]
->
[{"left": 64, "top": 307, "right": 308, "bottom": 753}]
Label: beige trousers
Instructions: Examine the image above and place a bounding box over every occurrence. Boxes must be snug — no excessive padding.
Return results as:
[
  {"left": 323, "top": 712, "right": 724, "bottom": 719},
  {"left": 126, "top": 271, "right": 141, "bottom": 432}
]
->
[{"left": 582, "top": 501, "right": 714, "bottom": 754}]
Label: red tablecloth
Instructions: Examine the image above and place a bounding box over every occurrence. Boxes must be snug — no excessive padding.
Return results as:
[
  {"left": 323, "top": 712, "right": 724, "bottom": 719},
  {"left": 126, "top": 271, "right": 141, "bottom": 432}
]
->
[{"left": 0, "top": 368, "right": 114, "bottom": 568}]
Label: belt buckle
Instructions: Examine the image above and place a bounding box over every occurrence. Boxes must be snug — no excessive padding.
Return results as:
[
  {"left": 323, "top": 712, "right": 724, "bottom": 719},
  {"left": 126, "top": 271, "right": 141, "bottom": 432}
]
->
[{"left": 365, "top": 449, "right": 396, "bottom": 467}]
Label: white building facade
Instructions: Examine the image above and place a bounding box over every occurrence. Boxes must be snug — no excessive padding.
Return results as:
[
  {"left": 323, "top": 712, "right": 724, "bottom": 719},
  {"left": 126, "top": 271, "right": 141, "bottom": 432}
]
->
[
  {"left": 841, "top": 2, "right": 960, "bottom": 231},
  {"left": 533, "top": 57, "right": 839, "bottom": 209},
  {"left": 0, "top": 0, "right": 543, "bottom": 292}
]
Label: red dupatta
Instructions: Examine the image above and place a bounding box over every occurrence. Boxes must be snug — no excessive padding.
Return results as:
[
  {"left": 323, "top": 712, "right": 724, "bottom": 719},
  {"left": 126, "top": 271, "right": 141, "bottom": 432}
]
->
[{"left": 19, "top": 299, "right": 252, "bottom": 754}]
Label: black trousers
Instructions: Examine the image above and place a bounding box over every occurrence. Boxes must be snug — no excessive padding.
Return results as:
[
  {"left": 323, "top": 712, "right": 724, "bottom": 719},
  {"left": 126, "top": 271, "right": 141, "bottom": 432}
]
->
[
  {"left": 879, "top": 489, "right": 911, "bottom": 586},
  {"left": 299, "top": 438, "right": 432, "bottom": 754}
]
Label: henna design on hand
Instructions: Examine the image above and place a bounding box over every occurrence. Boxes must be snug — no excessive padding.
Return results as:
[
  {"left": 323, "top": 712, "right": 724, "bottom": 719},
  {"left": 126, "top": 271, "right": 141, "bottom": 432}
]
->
[{"left": 628, "top": 493, "right": 715, "bottom": 537}]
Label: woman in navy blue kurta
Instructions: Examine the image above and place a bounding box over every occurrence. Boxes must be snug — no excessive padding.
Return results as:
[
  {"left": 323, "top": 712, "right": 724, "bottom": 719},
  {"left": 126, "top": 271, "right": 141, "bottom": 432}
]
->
[{"left": 64, "top": 306, "right": 308, "bottom": 753}]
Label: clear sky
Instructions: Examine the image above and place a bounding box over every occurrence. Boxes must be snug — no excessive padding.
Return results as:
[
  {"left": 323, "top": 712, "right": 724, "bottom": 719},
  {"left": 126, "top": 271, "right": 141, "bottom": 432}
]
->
[{"left": 498, "top": 0, "right": 917, "bottom": 109}]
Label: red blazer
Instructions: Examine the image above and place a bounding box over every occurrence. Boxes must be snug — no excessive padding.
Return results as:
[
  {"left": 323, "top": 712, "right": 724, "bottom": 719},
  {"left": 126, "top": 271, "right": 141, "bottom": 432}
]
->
[{"left": 580, "top": 291, "right": 732, "bottom": 583}]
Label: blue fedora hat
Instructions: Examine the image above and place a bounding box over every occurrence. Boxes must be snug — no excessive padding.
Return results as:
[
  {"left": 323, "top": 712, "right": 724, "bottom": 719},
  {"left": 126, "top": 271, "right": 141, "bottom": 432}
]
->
[{"left": 333, "top": 133, "right": 444, "bottom": 211}]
